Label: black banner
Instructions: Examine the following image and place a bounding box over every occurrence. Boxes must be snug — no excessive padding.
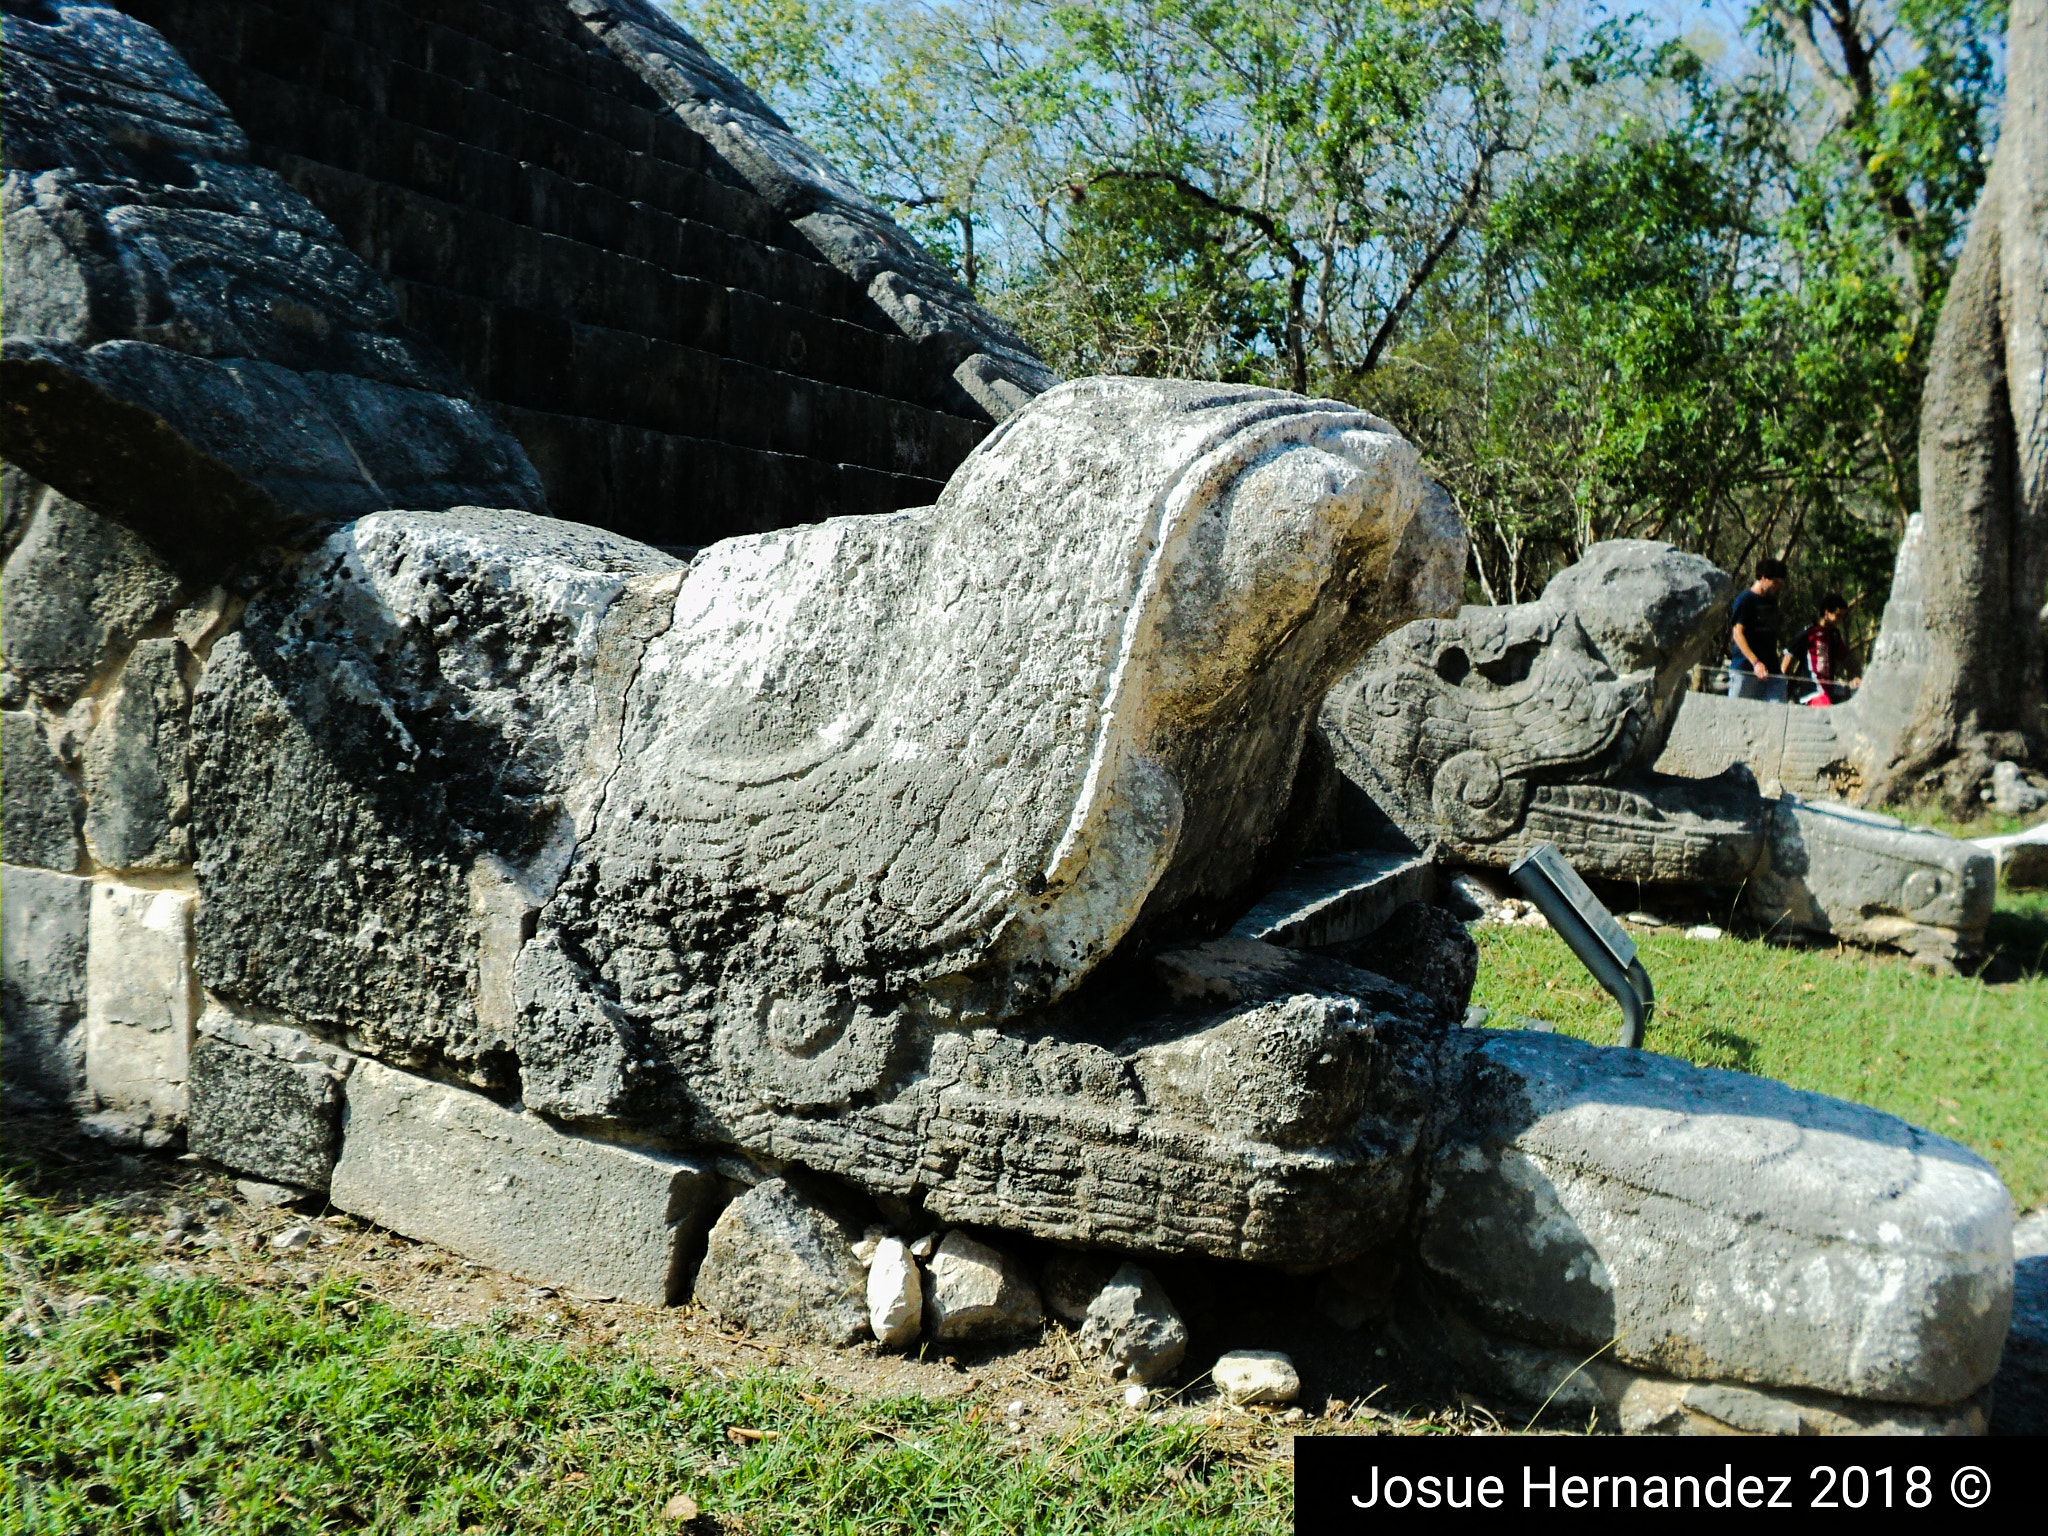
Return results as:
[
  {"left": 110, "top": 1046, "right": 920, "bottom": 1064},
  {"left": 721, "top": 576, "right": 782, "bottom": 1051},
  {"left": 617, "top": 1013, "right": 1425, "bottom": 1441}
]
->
[{"left": 1296, "top": 1435, "right": 2020, "bottom": 1531}]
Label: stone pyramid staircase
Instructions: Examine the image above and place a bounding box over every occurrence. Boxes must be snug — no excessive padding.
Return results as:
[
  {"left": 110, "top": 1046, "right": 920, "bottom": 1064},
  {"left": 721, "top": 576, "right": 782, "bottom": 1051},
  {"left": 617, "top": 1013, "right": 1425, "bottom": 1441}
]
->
[{"left": 124, "top": 0, "right": 998, "bottom": 544}]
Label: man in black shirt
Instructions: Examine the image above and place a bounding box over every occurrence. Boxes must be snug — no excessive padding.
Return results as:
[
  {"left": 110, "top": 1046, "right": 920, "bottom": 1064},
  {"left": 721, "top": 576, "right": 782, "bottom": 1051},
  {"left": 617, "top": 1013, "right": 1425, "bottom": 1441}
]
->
[{"left": 1727, "top": 557, "right": 1789, "bottom": 701}]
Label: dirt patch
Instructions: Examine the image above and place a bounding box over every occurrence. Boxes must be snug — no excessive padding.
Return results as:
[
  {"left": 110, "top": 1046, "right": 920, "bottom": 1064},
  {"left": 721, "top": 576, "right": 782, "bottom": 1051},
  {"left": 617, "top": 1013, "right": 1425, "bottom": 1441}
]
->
[{"left": 3, "top": 1111, "right": 1522, "bottom": 1452}]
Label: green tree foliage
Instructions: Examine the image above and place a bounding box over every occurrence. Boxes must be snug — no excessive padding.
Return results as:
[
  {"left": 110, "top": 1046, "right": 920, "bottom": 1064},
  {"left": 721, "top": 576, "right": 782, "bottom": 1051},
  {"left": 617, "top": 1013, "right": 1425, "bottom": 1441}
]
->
[{"left": 673, "top": 1, "right": 2006, "bottom": 625}]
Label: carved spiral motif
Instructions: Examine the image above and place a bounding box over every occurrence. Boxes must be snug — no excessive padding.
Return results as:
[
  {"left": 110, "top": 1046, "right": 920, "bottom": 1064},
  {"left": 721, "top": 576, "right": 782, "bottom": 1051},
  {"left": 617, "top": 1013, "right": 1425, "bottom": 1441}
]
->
[
  {"left": 1431, "top": 749, "right": 1531, "bottom": 841},
  {"left": 712, "top": 978, "right": 914, "bottom": 1113}
]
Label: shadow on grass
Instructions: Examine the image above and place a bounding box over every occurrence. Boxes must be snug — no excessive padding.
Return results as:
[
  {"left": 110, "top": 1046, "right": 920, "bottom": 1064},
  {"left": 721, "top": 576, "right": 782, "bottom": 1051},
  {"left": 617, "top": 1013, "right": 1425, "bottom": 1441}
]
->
[
  {"left": 1982, "top": 891, "right": 2048, "bottom": 981},
  {"left": 1692, "top": 1029, "right": 1758, "bottom": 1073}
]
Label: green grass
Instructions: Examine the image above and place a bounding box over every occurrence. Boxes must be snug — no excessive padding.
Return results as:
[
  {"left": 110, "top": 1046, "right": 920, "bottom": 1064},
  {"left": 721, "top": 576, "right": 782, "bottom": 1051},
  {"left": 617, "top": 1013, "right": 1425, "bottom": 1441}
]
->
[
  {"left": 1472, "top": 890, "right": 2048, "bottom": 1209},
  {"left": 1896, "top": 804, "right": 2044, "bottom": 841},
  {"left": 0, "top": 1179, "right": 1288, "bottom": 1535}
]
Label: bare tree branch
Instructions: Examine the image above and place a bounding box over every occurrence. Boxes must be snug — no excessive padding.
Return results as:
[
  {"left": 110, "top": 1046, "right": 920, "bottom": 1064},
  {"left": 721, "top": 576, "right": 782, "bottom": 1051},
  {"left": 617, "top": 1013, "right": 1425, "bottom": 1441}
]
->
[
  {"left": 1765, "top": 2, "right": 1925, "bottom": 310},
  {"left": 1359, "top": 142, "right": 1505, "bottom": 373},
  {"left": 1085, "top": 167, "right": 1315, "bottom": 390}
]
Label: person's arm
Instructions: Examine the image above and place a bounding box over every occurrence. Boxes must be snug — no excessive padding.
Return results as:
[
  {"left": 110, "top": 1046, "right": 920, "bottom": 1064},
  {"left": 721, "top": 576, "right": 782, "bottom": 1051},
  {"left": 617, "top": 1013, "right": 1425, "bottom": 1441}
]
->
[{"left": 1732, "top": 622, "right": 1767, "bottom": 677}]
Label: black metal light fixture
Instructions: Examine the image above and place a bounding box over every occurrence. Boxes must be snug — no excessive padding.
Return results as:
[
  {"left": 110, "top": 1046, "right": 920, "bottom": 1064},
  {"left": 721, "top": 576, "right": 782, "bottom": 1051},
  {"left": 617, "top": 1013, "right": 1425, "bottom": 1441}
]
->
[{"left": 1507, "top": 842, "right": 1654, "bottom": 1049}]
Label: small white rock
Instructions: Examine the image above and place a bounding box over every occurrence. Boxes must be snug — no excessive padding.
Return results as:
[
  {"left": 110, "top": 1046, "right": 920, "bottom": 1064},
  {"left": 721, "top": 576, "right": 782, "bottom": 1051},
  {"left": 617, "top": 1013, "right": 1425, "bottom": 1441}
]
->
[
  {"left": 235, "top": 1179, "right": 301, "bottom": 1209},
  {"left": 1685, "top": 924, "right": 1725, "bottom": 941},
  {"left": 909, "top": 1231, "right": 939, "bottom": 1260},
  {"left": 269, "top": 1226, "right": 313, "bottom": 1253},
  {"left": 853, "top": 1225, "right": 889, "bottom": 1267},
  {"left": 1213, "top": 1350, "right": 1300, "bottom": 1406},
  {"left": 1121, "top": 1382, "right": 1150, "bottom": 1410},
  {"left": 1006, "top": 1400, "right": 1027, "bottom": 1418},
  {"left": 1623, "top": 911, "right": 1664, "bottom": 927},
  {"left": 866, "top": 1237, "right": 924, "bottom": 1348}
]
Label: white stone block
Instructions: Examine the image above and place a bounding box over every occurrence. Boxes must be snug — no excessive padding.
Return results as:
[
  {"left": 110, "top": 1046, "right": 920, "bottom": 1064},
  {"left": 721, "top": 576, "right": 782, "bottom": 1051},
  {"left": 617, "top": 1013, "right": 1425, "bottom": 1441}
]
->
[
  {"left": 85, "top": 882, "right": 197, "bottom": 1120},
  {"left": 329, "top": 1059, "right": 715, "bottom": 1305}
]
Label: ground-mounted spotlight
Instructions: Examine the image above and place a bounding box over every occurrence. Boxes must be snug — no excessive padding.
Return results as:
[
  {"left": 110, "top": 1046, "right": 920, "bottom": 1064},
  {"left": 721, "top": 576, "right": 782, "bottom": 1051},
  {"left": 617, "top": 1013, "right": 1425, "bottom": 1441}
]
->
[{"left": 1507, "top": 842, "right": 1654, "bottom": 1049}]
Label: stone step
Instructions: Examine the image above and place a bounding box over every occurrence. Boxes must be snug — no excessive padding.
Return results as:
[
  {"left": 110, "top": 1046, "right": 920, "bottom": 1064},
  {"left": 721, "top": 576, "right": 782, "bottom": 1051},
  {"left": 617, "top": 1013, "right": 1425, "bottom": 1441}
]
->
[
  {"left": 133, "top": 0, "right": 707, "bottom": 170},
  {"left": 161, "top": 27, "right": 788, "bottom": 253},
  {"left": 283, "top": 158, "right": 927, "bottom": 402},
  {"left": 119, "top": 0, "right": 997, "bottom": 538},
  {"left": 1229, "top": 849, "right": 1439, "bottom": 950},
  {"left": 495, "top": 404, "right": 943, "bottom": 545},
  {"left": 248, "top": 82, "right": 866, "bottom": 324},
  {"left": 390, "top": 280, "right": 981, "bottom": 479}
]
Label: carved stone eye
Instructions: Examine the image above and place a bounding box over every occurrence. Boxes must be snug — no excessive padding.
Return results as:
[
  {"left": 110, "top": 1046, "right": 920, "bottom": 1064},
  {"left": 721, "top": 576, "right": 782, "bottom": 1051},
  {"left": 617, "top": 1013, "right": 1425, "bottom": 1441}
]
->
[
  {"left": 1435, "top": 647, "right": 1470, "bottom": 684},
  {"left": 1901, "top": 870, "right": 1945, "bottom": 913}
]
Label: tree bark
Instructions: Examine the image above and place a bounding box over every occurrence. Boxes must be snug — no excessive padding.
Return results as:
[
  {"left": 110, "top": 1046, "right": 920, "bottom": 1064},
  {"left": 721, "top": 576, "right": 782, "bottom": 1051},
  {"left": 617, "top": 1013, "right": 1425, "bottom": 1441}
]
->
[{"left": 1850, "top": 0, "right": 2048, "bottom": 807}]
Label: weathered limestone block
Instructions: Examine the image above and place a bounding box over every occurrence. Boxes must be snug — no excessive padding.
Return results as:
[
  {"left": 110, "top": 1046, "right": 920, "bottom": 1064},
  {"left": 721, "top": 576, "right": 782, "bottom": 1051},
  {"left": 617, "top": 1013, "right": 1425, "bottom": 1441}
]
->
[
  {"left": 805, "top": 943, "right": 1451, "bottom": 1265},
  {"left": 83, "top": 637, "right": 192, "bottom": 870},
  {"left": 1313, "top": 902, "right": 1477, "bottom": 1023},
  {"left": 1126, "top": 988, "right": 1384, "bottom": 1148},
  {"left": 1322, "top": 540, "right": 1753, "bottom": 883},
  {"left": 192, "top": 511, "right": 679, "bottom": 1087},
  {"left": 186, "top": 1003, "right": 352, "bottom": 1192},
  {"left": 1077, "top": 1263, "right": 1188, "bottom": 1384},
  {"left": 1656, "top": 689, "right": 1857, "bottom": 797},
  {"left": 1388, "top": 1298, "right": 1990, "bottom": 1433},
  {"left": 1, "top": 863, "right": 92, "bottom": 1109},
  {"left": 926, "top": 1230, "right": 1043, "bottom": 1342},
  {"left": 84, "top": 881, "right": 197, "bottom": 1123},
  {"left": 1418, "top": 1030, "right": 2012, "bottom": 1406},
  {"left": 3, "top": 709, "right": 84, "bottom": 870},
  {"left": 0, "top": 1, "right": 543, "bottom": 584},
  {"left": 1228, "top": 849, "right": 1438, "bottom": 950},
  {"left": 1748, "top": 798, "right": 1996, "bottom": 966},
  {"left": 1, "top": 486, "right": 186, "bottom": 707},
  {"left": 328, "top": 1060, "right": 713, "bottom": 1307},
  {"left": 694, "top": 1178, "right": 870, "bottom": 1345}
]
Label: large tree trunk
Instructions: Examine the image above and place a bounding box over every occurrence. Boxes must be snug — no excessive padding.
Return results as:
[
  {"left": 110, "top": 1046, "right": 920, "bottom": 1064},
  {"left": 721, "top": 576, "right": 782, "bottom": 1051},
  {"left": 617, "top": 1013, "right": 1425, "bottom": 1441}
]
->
[{"left": 1850, "top": 0, "right": 2048, "bottom": 809}]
